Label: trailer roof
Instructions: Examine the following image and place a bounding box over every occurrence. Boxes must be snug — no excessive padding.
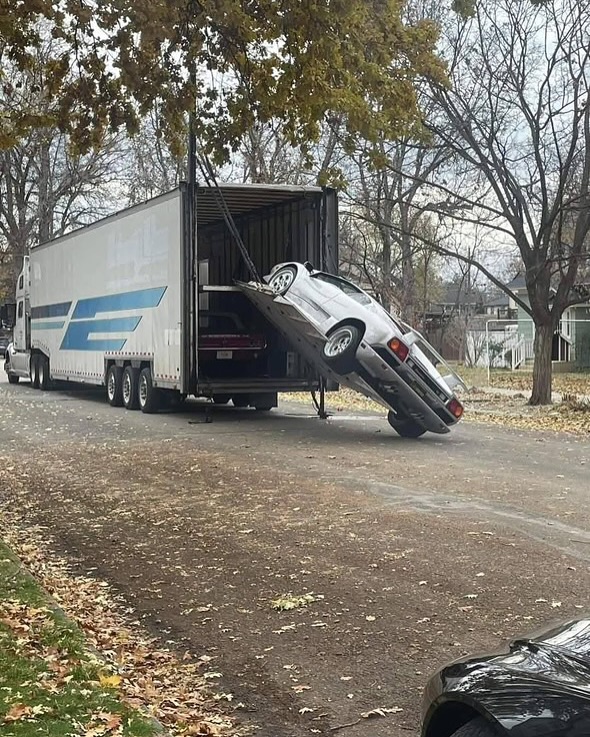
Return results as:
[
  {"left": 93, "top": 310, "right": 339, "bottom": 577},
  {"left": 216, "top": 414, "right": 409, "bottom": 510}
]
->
[
  {"left": 31, "top": 183, "right": 330, "bottom": 250},
  {"left": 195, "top": 183, "right": 325, "bottom": 226}
]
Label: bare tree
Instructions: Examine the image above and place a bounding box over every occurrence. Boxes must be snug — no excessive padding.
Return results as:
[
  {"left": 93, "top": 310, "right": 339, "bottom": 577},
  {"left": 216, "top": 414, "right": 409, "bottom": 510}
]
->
[
  {"left": 0, "top": 41, "right": 125, "bottom": 292},
  {"left": 422, "top": 0, "right": 590, "bottom": 404}
]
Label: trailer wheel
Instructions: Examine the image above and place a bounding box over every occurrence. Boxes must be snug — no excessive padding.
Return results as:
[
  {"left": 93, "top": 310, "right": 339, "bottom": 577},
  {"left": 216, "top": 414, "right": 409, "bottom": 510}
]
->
[
  {"left": 232, "top": 395, "right": 250, "bottom": 408},
  {"left": 212, "top": 394, "right": 231, "bottom": 405},
  {"left": 138, "top": 367, "right": 161, "bottom": 414},
  {"left": 38, "top": 355, "right": 50, "bottom": 391},
  {"left": 30, "top": 355, "right": 40, "bottom": 389},
  {"left": 106, "top": 365, "right": 124, "bottom": 407},
  {"left": 122, "top": 366, "right": 140, "bottom": 410}
]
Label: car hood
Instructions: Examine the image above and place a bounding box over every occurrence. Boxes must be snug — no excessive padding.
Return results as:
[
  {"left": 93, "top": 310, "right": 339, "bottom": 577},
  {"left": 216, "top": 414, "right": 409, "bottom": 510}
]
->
[{"left": 427, "top": 618, "right": 590, "bottom": 710}]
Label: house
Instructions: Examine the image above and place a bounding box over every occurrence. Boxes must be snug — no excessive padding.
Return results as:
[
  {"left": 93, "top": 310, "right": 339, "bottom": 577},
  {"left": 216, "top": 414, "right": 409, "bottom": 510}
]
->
[{"left": 507, "top": 273, "right": 590, "bottom": 369}]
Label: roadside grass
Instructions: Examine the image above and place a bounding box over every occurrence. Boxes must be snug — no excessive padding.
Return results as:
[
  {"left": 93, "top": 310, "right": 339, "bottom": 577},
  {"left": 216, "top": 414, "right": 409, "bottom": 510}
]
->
[
  {"left": 448, "top": 363, "right": 590, "bottom": 396},
  {"left": 0, "top": 541, "right": 158, "bottom": 737}
]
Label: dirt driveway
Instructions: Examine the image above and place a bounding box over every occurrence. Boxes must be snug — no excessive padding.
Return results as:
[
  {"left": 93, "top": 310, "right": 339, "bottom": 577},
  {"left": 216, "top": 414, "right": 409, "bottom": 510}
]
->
[{"left": 1, "top": 377, "right": 590, "bottom": 737}]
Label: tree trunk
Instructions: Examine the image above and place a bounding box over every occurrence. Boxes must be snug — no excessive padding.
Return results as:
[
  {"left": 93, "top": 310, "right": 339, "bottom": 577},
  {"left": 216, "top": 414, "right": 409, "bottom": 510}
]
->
[{"left": 530, "top": 322, "right": 553, "bottom": 405}]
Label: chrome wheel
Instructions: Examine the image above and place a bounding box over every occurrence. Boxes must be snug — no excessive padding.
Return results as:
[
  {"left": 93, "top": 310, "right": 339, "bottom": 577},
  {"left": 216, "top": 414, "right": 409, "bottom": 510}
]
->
[
  {"left": 107, "top": 371, "right": 116, "bottom": 401},
  {"left": 269, "top": 267, "right": 296, "bottom": 295},
  {"left": 325, "top": 327, "right": 355, "bottom": 357},
  {"left": 123, "top": 372, "right": 132, "bottom": 404},
  {"left": 139, "top": 373, "right": 148, "bottom": 408}
]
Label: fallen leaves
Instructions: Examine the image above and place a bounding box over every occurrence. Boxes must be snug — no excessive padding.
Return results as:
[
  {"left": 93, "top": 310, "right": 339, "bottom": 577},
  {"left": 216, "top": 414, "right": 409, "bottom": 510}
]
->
[
  {"left": 271, "top": 592, "right": 321, "bottom": 611},
  {"left": 0, "top": 523, "right": 239, "bottom": 737}
]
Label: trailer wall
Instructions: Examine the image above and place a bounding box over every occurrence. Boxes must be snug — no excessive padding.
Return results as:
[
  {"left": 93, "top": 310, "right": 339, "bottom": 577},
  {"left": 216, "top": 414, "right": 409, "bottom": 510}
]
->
[{"left": 30, "top": 190, "right": 183, "bottom": 387}]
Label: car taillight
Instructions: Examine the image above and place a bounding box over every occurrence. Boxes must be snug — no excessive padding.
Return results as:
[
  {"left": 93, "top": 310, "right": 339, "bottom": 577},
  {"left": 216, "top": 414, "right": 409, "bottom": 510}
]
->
[
  {"left": 447, "top": 398, "right": 464, "bottom": 419},
  {"left": 388, "top": 337, "right": 409, "bottom": 362}
]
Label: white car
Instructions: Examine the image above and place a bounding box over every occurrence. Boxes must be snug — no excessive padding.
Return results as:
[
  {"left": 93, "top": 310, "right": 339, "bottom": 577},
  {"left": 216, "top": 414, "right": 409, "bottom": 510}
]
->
[{"left": 265, "top": 262, "right": 466, "bottom": 437}]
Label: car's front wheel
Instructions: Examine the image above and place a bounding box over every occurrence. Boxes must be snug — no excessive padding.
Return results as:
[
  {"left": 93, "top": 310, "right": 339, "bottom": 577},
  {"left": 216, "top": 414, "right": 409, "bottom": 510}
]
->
[
  {"left": 323, "top": 324, "right": 362, "bottom": 374},
  {"left": 387, "top": 410, "right": 426, "bottom": 438},
  {"left": 450, "top": 717, "right": 499, "bottom": 736},
  {"left": 268, "top": 266, "right": 297, "bottom": 295}
]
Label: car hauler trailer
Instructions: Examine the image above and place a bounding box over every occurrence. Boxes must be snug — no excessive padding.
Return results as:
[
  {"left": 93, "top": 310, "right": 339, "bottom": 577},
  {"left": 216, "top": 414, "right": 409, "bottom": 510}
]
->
[{"left": 4, "top": 183, "right": 338, "bottom": 412}]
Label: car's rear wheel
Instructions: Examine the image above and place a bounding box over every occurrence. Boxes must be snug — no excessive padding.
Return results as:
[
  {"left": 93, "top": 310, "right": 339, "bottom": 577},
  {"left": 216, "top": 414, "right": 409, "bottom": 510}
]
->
[
  {"left": 450, "top": 717, "right": 499, "bottom": 736},
  {"left": 387, "top": 410, "right": 427, "bottom": 438},
  {"left": 7, "top": 372, "right": 19, "bottom": 384},
  {"left": 269, "top": 266, "right": 297, "bottom": 295},
  {"left": 323, "top": 324, "right": 362, "bottom": 374}
]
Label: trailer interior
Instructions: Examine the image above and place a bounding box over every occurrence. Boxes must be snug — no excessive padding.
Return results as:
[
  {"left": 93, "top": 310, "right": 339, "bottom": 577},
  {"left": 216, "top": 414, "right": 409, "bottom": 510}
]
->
[{"left": 193, "top": 184, "right": 338, "bottom": 406}]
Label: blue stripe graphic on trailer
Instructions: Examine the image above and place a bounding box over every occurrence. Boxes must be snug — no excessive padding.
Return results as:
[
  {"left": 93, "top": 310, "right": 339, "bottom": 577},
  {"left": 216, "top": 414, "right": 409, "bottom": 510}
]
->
[
  {"left": 32, "top": 321, "right": 66, "bottom": 330},
  {"left": 72, "top": 287, "right": 167, "bottom": 319},
  {"left": 60, "top": 317, "right": 142, "bottom": 351},
  {"left": 31, "top": 302, "right": 72, "bottom": 319}
]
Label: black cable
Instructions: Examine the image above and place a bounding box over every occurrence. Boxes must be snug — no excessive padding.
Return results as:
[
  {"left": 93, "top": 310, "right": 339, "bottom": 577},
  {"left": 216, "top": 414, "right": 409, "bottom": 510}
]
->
[{"left": 195, "top": 153, "right": 262, "bottom": 283}]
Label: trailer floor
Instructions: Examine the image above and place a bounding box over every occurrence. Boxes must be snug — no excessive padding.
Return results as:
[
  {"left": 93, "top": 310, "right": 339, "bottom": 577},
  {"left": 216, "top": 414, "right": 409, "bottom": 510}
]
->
[{"left": 1, "top": 378, "right": 590, "bottom": 737}]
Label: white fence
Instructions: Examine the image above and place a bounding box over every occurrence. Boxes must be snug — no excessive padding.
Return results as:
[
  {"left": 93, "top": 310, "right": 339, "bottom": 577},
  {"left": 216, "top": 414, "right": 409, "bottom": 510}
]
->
[{"left": 466, "top": 318, "right": 590, "bottom": 378}]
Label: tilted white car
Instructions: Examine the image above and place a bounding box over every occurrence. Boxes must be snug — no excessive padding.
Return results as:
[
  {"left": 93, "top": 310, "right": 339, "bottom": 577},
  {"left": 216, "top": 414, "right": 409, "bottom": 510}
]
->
[{"left": 265, "top": 262, "right": 466, "bottom": 437}]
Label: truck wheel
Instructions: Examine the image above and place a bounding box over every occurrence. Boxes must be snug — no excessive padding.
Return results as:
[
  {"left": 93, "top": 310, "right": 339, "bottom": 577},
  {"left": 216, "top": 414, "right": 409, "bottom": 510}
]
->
[
  {"left": 232, "top": 395, "right": 250, "bottom": 408},
  {"left": 138, "top": 367, "right": 161, "bottom": 414},
  {"left": 322, "top": 324, "right": 362, "bottom": 374},
  {"left": 7, "top": 373, "right": 19, "bottom": 384},
  {"left": 30, "top": 355, "right": 40, "bottom": 389},
  {"left": 122, "top": 366, "right": 140, "bottom": 410},
  {"left": 38, "top": 355, "right": 50, "bottom": 391},
  {"left": 106, "top": 365, "right": 124, "bottom": 407}
]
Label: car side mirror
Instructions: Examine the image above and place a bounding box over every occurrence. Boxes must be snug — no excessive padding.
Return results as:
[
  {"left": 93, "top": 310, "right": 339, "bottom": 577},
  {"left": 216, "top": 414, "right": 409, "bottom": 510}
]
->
[{"left": 304, "top": 261, "right": 314, "bottom": 273}]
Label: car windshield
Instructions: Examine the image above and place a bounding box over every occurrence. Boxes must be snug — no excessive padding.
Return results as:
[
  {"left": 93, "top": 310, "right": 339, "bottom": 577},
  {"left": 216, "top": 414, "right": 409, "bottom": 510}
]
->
[{"left": 313, "top": 273, "right": 372, "bottom": 304}]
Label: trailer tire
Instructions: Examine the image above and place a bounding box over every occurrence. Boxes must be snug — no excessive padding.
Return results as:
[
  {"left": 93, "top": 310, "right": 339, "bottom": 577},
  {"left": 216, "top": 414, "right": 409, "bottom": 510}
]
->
[
  {"left": 122, "top": 366, "right": 140, "bottom": 410},
  {"left": 38, "top": 355, "right": 50, "bottom": 391},
  {"left": 30, "top": 355, "right": 40, "bottom": 389},
  {"left": 213, "top": 394, "right": 231, "bottom": 405},
  {"left": 138, "top": 367, "right": 161, "bottom": 414},
  {"left": 106, "top": 365, "right": 124, "bottom": 407},
  {"left": 7, "top": 373, "right": 19, "bottom": 384},
  {"left": 232, "top": 395, "right": 250, "bottom": 408}
]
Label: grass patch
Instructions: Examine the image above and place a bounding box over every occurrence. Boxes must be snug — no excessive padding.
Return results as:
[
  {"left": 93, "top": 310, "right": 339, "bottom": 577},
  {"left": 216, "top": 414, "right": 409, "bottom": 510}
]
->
[{"left": 0, "top": 541, "right": 159, "bottom": 737}]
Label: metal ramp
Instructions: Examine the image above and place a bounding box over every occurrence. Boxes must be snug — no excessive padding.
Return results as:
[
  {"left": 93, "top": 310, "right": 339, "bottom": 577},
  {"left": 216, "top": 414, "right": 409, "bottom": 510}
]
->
[{"left": 237, "top": 280, "right": 383, "bottom": 402}]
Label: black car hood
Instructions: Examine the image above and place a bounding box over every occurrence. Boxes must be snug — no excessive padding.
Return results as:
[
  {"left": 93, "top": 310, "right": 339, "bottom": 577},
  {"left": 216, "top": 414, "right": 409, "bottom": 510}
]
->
[{"left": 424, "top": 618, "right": 590, "bottom": 736}]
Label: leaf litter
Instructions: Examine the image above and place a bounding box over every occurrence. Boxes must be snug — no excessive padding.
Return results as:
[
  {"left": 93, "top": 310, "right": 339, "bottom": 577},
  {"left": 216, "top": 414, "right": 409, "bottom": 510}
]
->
[{"left": 0, "top": 514, "right": 244, "bottom": 737}]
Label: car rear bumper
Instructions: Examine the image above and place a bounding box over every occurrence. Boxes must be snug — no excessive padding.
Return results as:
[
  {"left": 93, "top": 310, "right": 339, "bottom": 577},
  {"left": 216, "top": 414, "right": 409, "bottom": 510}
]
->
[{"left": 354, "top": 342, "right": 457, "bottom": 434}]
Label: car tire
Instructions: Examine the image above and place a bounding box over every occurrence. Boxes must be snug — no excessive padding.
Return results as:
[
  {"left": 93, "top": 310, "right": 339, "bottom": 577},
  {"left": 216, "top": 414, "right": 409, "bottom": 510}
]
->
[
  {"left": 322, "top": 324, "right": 362, "bottom": 374},
  {"left": 7, "top": 372, "right": 19, "bottom": 384},
  {"left": 122, "top": 366, "right": 140, "bottom": 410},
  {"left": 38, "top": 355, "right": 50, "bottom": 391},
  {"left": 138, "top": 367, "right": 161, "bottom": 414},
  {"left": 30, "top": 355, "right": 40, "bottom": 389},
  {"left": 387, "top": 411, "right": 427, "bottom": 438},
  {"left": 106, "top": 365, "right": 124, "bottom": 407},
  {"left": 268, "top": 265, "right": 297, "bottom": 295},
  {"left": 450, "top": 717, "right": 499, "bottom": 736}
]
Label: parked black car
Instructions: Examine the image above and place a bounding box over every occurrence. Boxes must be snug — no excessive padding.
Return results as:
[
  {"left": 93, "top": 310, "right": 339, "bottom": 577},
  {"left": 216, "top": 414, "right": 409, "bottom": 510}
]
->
[{"left": 422, "top": 618, "right": 590, "bottom": 736}]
